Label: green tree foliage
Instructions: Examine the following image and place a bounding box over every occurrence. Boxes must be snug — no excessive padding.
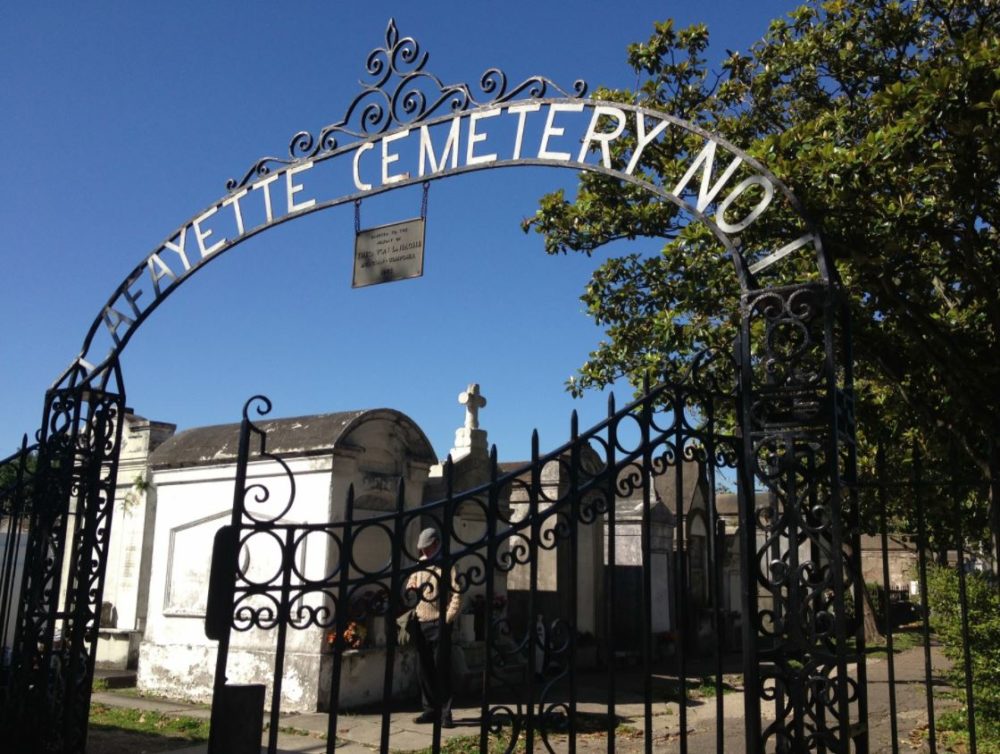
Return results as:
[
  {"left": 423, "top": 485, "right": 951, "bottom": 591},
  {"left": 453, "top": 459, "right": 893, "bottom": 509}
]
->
[
  {"left": 524, "top": 1, "right": 1000, "bottom": 522},
  {"left": 0, "top": 444, "right": 36, "bottom": 516},
  {"left": 927, "top": 564, "right": 1000, "bottom": 747}
]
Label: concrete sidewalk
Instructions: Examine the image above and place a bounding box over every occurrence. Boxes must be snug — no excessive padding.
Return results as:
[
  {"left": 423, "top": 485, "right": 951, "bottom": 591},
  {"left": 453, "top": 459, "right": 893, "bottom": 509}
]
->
[
  {"left": 92, "top": 645, "right": 952, "bottom": 753},
  {"left": 92, "top": 677, "right": 735, "bottom": 754}
]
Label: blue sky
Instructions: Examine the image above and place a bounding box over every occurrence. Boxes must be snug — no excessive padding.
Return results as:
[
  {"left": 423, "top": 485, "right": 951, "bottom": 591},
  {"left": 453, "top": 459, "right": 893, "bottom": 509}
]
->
[{"left": 1, "top": 1, "right": 802, "bottom": 463}]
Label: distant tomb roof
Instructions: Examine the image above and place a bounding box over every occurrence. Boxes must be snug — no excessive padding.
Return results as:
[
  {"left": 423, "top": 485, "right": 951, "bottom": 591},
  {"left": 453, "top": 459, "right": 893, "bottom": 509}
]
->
[{"left": 149, "top": 409, "right": 437, "bottom": 469}]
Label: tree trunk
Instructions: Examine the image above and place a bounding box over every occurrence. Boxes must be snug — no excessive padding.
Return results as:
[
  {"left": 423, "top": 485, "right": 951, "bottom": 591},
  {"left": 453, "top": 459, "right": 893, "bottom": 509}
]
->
[{"left": 860, "top": 584, "right": 883, "bottom": 642}]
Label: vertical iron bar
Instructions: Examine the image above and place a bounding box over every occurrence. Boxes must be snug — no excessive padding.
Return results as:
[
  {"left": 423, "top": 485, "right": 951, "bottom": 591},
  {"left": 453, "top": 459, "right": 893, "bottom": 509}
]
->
[
  {"left": 605, "top": 396, "right": 618, "bottom": 754},
  {"left": 640, "top": 381, "right": 654, "bottom": 754},
  {"left": 913, "top": 444, "right": 937, "bottom": 754},
  {"left": 786, "top": 441, "right": 804, "bottom": 750},
  {"left": 836, "top": 297, "right": 867, "bottom": 754},
  {"left": 266, "top": 528, "right": 294, "bottom": 754},
  {"left": 735, "top": 328, "right": 763, "bottom": 754},
  {"left": 0, "top": 436, "right": 30, "bottom": 655},
  {"left": 704, "top": 406, "right": 725, "bottom": 754},
  {"left": 208, "top": 405, "right": 253, "bottom": 754},
  {"left": 375, "top": 480, "right": 407, "bottom": 754},
  {"left": 876, "top": 443, "right": 899, "bottom": 754},
  {"left": 526, "top": 430, "right": 540, "bottom": 754},
  {"left": 431, "top": 463, "right": 456, "bottom": 753},
  {"left": 824, "top": 428, "right": 855, "bottom": 750},
  {"left": 567, "top": 413, "right": 580, "bottom": 754},
  {"left": 324, "top": 486, "right": 357, "bottom": 751},
  {"left": 809, "top": 451, "right": 828, "bottom": 754},
  {"left": 675, "top": 405, "right": 688, "bottom": 754},
  {"left": 952, "top": 446, "right": 977, "bottom": 754},
  {"left": 768, "top": 486, "right": 785, "bottom": 749},
  {"left": 479, "top": 447, "right": 499, "bottom": 754}
]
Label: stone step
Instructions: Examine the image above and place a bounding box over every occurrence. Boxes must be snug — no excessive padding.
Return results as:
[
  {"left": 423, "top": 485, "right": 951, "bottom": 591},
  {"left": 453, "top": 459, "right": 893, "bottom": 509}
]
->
[{"left": 94, "top": 668, "right": 137, "bottom": 689}]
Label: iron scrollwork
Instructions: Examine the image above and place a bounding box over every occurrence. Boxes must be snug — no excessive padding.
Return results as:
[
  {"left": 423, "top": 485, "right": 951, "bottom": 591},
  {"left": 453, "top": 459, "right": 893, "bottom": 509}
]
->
[
  {"left": 742, "top": 282, "right": 863, "bottom": 752},
  {"left": 207, "top": 345, "right": 741, "bottom": 753},
  {"left": 227, "top": 19, "right": 587, "bottom": 190},
  {"left": 2, "top": 378, "right": 125, "bottom": 754}
]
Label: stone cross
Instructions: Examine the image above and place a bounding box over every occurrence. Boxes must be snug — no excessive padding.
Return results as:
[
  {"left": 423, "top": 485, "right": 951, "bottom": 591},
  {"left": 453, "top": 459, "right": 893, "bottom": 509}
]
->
[{"left": 459, "top": 384, "right": 487, "bottom": 430}]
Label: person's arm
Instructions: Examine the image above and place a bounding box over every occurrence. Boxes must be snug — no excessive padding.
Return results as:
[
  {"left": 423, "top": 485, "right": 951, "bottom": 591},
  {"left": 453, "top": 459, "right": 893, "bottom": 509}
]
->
[
  {"left": 399, "top": 571, "right": 418, "bottom": 618},
  {"left": 445, "top": 567, "right": 462, "bottom": 624}
]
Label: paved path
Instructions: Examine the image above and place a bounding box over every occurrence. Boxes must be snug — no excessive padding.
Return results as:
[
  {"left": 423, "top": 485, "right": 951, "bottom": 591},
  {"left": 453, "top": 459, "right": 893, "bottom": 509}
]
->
[{"left": 93, "top": 645, "right": 957, "bottom": 753}]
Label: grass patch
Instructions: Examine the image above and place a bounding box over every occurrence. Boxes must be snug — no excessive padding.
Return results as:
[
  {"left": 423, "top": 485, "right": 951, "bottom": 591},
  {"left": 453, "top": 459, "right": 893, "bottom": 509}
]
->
[
  {"left": 660, "top": 676, "right": 740, "bottom": 703},
  {"left": 866, "top": 629, "right": 923, "bottom": 658},
  {"left": 99, "top": 686, "right": 211, "bottom": 709},
  {"left": 691, "top": 676, "right": 739, "bottom": 698},
  {"left": 937, "top": 707, "right": 1000, "bottom": 754},
  {"left": 89, "top": 703, "right": 210, "bottom": 743}
]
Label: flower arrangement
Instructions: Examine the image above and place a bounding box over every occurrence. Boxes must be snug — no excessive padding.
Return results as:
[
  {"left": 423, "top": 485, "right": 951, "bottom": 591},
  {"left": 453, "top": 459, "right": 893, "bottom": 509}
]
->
[{"left": 326, "top": 621, "right": 367, "bottom": 650}]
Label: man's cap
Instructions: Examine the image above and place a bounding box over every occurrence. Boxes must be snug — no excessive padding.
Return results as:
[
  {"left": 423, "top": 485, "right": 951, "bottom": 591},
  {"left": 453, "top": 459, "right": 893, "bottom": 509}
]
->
[{"left": 417, "top": 527, "right": 439, "bottom": 550}]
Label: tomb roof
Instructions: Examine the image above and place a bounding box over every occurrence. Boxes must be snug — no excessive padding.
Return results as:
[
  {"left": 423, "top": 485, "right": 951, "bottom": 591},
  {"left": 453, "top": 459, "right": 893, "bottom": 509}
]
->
[{"left": 149, "top": 409, "right": 436, "bottom": 469}]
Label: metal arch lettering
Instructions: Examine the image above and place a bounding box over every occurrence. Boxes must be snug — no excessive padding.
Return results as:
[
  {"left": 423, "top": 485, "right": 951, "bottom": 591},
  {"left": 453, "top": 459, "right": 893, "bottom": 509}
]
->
[{"left": 56, "top": 20, "right": 826, "bottom": 393}]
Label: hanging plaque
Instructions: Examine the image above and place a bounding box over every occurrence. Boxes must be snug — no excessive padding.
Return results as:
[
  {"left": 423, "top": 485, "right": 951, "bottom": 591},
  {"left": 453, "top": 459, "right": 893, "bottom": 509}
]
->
[{"left": 352, "top": 217, "right": 425, "bottom": 288}]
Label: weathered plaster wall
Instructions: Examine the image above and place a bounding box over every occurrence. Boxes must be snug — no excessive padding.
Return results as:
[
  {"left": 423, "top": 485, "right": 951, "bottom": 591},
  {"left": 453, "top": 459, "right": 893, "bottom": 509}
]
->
[{"left": 138, "top": 456, "right": 333, "bottom": 710}]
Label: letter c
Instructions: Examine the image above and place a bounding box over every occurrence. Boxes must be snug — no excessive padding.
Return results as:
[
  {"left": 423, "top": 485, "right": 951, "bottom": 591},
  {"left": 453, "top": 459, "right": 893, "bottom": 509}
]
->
[{"left": 353, "top": 142, "right": 374, "bottom": 191}]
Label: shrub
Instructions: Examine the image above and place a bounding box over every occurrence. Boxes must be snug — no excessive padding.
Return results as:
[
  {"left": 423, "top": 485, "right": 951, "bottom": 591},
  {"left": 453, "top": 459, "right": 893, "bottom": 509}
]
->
[{"left": 925, "top": 564, "right": 1000, "bottom": 741}]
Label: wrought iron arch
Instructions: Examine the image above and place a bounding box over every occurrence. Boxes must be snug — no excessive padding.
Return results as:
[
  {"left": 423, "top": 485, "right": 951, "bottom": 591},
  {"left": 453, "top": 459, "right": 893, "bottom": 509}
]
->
[{"left": 58, "top": 18, "right": 830, "bottom": 392}]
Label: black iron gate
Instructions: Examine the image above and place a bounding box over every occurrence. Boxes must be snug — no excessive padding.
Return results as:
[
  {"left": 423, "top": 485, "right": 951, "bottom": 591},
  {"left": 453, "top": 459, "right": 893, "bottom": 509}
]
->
[
  {"left": 198, "top": 296, "right": 869, "bottom": 754},
  {"left": 204, "top": 355, "right": 744, "bottom": 754},
  {"left": 0, "top": 367, "right": 126, "bottom": 753}
]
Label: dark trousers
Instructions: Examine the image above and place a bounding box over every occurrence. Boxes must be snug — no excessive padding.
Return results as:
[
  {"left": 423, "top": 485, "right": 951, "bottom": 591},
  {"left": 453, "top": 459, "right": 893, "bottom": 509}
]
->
[{"left": 416, "top": 620, "right": 452, "bottom": 716}]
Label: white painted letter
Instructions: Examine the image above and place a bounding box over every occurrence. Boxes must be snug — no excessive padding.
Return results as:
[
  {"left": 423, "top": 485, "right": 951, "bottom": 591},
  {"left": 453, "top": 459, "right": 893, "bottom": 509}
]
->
[
  {"left": 626, "top": 114, "right": 670, "bottom": 174},
  {"left": 381, "top": 129, "right": 410, "bottom": 185},
  {"left": 716, "top": 175, "right": 775, "bottom": 233},
  {"left": 120, "top": 273, "right": 145, "bottom": 318},
  {"left": 419, "top": 118, "right": 461, "bottom": 175},
  {"left": 102, "top": 306, "right": 135, "bottom": 346},
  {"left": 577, "top": 106, "right": 627, "bottom": 168},
  {"left": 508, "top": 103, "right": 540, "bottom": 160},
  {"left": 146, "top": 253, "right": 176, "bottom": 296},
  {"left": 466, "top": 108, "right": 501, "bottom": 166},
  {"left": 222, "top": 188, "right": 248, "bottom": 236},
  {"left": 672, "top": 140, "right": 743, "bottom": 212},
  {"left": 252, "top": 173, "right": 281, "bottom": 223},
  {"left": 748, "top": 233, "right": 816, "bottom": 275},
  {"left": 353, "top": 142, "right": 374, "bottom": 190},
  {"left": 538, "top": 103, "right": 585, "bottom": 161},
  {"left": 162, "top": 227, "right": 192, "bottom": 272},
  {"left": 286, "top": 161, "right": 316, "bottom": 213},
  {"left": 191, "top": 207, "right": 226, "bottom": 259},
  {"left": 193, "top": 205, "right": 226, "bottom": 258}
]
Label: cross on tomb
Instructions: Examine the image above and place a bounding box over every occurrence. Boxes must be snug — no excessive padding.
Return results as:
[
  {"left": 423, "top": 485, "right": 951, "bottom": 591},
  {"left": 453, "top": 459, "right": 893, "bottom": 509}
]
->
[{"left": 459, "top": 384, "right": 487, "bottom": 430}]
